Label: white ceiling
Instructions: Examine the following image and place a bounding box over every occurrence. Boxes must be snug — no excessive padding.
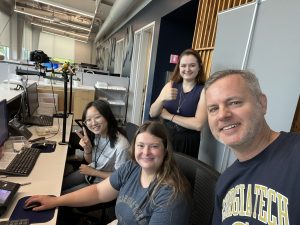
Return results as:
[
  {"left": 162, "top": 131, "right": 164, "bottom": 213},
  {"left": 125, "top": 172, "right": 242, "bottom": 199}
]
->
[
  {"left": 14, "top": 0, "right": 116, "bottom": 42},
  {"left": 8, "top": 0, "right": 152, "bottom": 43}
]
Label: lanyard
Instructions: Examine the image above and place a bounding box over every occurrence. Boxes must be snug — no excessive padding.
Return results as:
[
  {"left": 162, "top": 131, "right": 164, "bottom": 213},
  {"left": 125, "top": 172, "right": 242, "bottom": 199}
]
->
[{"left": 94, "top": 137, "right": 110, "bottom": 169}]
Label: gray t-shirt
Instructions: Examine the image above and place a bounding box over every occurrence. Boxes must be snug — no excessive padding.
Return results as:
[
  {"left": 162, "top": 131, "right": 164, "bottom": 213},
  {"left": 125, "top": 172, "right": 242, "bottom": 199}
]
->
[
  {"left": 110, "top": 160, "right": 191, "bottom": 225},
  {"left": 86, "top": 133, "right": 129, "bottom": 183}
]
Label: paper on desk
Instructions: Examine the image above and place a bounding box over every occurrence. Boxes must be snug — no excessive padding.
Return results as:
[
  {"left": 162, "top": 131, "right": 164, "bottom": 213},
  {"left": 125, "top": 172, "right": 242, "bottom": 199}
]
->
[
  {"left": 0, "top": 152, "right": 17, "bottom": 170},
  {"left": 13, "top": 142, "right": 24, "bottom": 152}
]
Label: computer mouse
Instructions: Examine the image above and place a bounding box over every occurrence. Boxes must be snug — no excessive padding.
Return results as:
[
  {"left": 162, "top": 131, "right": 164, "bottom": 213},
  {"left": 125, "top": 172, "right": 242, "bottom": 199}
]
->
[
  {"left": 34, "top": 143, "right": 48, "bottom": 149},
  {"left": 23, "top": 201, "right": 41, "bottom": 211}
]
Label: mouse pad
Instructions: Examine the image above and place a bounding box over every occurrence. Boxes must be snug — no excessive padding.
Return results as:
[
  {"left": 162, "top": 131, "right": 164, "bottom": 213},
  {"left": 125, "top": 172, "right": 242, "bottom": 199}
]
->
[
  {"left": 31, "top": 142, "right": 56, "bottom": 153},
  {"left": 9, "top": 196, "right": 55, "bottom": 223}
]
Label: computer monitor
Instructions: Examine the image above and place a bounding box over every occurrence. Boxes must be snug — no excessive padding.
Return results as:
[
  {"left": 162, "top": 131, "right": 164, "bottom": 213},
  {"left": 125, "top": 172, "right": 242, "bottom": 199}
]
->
[
  {"left": 6, "top": 95, "right": 22, "bottom": 120},
  {"left": 42, "top": 62, "right": 59, "bottom": 70},
  {"left": 26, "top": 82, "right": 39, "bottom": 116},
  {"left": 0, "top": 99, "right": 9, "bottom": 148}
]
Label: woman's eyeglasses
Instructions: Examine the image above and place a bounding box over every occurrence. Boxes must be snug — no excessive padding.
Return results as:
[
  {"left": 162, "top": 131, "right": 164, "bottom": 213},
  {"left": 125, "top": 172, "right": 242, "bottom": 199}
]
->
[{"left": 83, "top": 115, "right": 102, "bottom": 126}]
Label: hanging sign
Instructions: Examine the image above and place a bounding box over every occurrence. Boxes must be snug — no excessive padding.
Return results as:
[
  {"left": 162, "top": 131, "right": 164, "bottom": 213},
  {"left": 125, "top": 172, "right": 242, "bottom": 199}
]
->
[{"left": 170, "top": 54, "right": 179, "bottom": 64}]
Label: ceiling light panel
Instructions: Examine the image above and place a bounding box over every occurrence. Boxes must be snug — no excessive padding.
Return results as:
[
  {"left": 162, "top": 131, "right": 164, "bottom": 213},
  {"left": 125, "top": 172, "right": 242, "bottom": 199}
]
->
[
  {"left": 14, "top": 9, "right": 54, "bottom": 22},
  {"left": 34, "top": 0, "right": 94, "bottom": 18},
  {"left": 42, "top": 31, "right": 88, "bottom": 43},
  {"left": 59, "top": 21, "right": 91, "bottom": 32},
  {"left": 32, "top": 22, "right": 89, "bottom": 39}
]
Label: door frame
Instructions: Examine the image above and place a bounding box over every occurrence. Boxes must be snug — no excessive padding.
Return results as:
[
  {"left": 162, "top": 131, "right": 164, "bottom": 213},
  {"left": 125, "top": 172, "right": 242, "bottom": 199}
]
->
[{"left": 128, "top": 21, "right": 155, "bottom": 125}]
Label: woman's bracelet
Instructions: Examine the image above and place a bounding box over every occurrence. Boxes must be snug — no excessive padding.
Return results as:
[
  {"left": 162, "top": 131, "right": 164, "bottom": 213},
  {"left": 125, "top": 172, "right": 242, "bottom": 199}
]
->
[{"left": 171, "top": 114, "right": 175, "bottom": 121}]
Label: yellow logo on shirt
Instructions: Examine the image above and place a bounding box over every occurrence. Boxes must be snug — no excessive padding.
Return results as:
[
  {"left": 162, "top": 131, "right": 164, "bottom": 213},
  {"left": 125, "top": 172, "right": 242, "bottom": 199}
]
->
[{"left": 222, "top": 184, "right": 289, "bottom": 225}]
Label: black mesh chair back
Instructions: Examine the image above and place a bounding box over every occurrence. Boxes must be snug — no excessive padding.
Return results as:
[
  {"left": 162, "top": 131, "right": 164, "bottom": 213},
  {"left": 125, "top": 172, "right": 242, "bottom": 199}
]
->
[
  {"left": 174, "top": 152, "right": 220, "bottom": 225},
  {"left": 124, "top": 122, "right": 139, "bottom": 143}
]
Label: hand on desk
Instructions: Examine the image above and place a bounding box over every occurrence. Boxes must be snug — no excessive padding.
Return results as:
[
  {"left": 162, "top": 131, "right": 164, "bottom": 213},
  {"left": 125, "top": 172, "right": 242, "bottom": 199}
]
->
[{"left": 24, "top": 195, "right": 57, "bottom": 211}]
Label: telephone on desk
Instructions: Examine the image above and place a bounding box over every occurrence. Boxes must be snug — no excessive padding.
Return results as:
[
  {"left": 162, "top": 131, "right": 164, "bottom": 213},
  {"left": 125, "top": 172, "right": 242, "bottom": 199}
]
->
[
  {"left": 8, "top": 119, "right": 32, "bottom": 140},
  {"left": 0, "top": 180, "right": 20, "bottom": 217}
]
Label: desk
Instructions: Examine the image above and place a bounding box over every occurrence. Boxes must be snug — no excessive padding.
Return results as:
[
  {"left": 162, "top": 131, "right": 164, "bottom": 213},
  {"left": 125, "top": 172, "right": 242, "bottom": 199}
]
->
[
  {"left": 37, "top": 83, "right": 94, "bottom": 120},
  {"left": 0, "top": 115, "right": 73, "bottom": 224},
  {"left": 0, "top": 83, "right": 23, "bottom": 103},
  {"left": 3, "top": 79, "right": 95, "bottom": 121}
]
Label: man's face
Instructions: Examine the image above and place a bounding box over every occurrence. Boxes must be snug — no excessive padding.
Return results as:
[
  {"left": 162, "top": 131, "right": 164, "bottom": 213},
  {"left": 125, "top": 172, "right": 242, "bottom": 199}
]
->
[{"left": 205, "top": 74, "right": 266, "bottom": 150}]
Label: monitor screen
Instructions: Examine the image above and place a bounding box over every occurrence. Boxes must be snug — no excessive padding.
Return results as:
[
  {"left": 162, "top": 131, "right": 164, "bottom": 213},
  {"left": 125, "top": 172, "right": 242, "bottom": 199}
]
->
[
  {"left": 0, "top": 189, "right": 11, "bottom": 204},
  {"left": 0, "top": 99, "right": 9, "bottom": 147},
  {"left": 26, "top": 82, "right": 39, "bottom": 116},
  {"left": 7, "top": 95, "right": 22, "bottom": 120},
  {"left": 42, "top": 62, "right": 59, "bottom": 70}
]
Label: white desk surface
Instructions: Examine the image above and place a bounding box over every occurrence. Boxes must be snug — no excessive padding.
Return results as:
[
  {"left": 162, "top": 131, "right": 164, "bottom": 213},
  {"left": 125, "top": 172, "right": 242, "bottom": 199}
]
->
[
  {"left": 0, "top": 115, "right": 73, "bottom": 224},
  {"left": 0, "top": 83, "right": 23, "bottom": 103},
  {"left": 4, "top": 79, "right": 95, "bottom": 91}
]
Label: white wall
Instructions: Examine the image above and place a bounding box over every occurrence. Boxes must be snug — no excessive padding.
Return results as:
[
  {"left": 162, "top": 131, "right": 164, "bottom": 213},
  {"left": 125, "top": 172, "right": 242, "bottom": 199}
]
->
[
  {"left": 1, "top": 12, "right": 92, "bottom": 63},
  {"left": 0, "top": 12, "right": 10, "bottom": 47},
  {"left": 38, "top": 32, "right": 75, "bottom": 60},
  {"left": 38, "top": 32, "right": 92, "bottom": 63},
  {"left": 9, "top": 14, "right": 18, "bottom": 60},
  {"left": 200, "top": 0, "right": 300, "bottom": 172},
  {"left": 74, "top": 40, "right": 92, "bottom": 64},
  {"left": 23, "top": 21, "right": 32, "bottom": 51}
]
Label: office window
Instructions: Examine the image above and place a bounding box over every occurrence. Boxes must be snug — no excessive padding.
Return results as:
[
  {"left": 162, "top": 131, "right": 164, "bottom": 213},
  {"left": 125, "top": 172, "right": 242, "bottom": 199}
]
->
[
  {"left": 103, "top": 47, "right": 109, "bottom": 72},
  {"left": 0, "top": 45, "right": 9, "bottom": 59},
  {"left": 114, "top": 38, "right": 125, "bottom": 75},
  {"left": 22, "top": 48, "right": 30, "bottom": 61},
  {"left": 39, "top": 32, "right": 75, "bottom": 62}
]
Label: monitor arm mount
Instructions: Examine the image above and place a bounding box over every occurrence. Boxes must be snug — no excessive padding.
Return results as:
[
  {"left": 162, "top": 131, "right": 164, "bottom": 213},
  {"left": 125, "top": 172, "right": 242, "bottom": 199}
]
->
[{"left": 16, "top": 57, "right": 73, "bottom": 145}]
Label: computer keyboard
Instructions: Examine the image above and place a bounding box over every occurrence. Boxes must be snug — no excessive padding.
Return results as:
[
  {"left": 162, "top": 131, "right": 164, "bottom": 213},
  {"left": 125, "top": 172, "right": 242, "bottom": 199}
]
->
[
  {"left": 0, "top": 147, "right": 40, "bottom": 176},
  {"left": 23, "top": 115, "right": 53, "bottom": 126},
  {"left": 0, "top": 219, "right": 29, "bottom": 225}
]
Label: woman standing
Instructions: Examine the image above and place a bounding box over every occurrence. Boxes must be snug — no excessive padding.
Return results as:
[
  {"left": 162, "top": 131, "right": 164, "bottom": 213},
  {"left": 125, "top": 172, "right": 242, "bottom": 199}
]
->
[
  {"left": 62, "top": 99, "right": 129, "bottom": 194},
  {"left": 25, "top": 121, "right": 191, "bottom": 225},
  {"left": 150, "top": 49, "right": 207, "bottom": 158}
]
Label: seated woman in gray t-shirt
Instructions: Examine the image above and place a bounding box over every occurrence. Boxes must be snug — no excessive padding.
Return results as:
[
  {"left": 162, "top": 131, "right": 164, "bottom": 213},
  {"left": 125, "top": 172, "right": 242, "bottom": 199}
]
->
[
  {"left": 25, "top": 121, "right": 192, "bottom": 225},
  {"left": 62, "top": 99, "right": 129, "bottom": 194}
]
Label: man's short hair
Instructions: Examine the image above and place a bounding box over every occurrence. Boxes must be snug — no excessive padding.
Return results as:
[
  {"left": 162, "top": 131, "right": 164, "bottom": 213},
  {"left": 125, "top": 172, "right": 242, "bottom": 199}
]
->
[{"left": 205, "top": 69, "right": 263, "bottom": 100}]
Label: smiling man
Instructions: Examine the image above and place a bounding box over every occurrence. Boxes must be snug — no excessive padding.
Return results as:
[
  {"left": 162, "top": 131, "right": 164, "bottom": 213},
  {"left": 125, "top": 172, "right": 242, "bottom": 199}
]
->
[{"left": 205, "top": 70, "right": 300, "bottom": 225}]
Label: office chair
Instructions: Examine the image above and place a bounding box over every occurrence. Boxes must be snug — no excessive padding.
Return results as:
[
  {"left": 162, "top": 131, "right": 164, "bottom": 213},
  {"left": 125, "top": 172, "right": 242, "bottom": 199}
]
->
[
  {"left": 124, "top": 122, "right": 139, "bottom": 143},
  {"left": 74, "top": 200, "right": 116, "bottom": 224},
  {"left": 65, "top": 119, "right": 84, "bottom": 169},
  {"left": 173, "top": 152, "right": 220, "bottom": 225}
]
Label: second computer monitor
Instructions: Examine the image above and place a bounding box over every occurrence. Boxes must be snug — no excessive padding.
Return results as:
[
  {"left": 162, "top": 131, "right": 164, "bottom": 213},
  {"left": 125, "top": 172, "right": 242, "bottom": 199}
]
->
[
  {"left": 26, "top": 82, "right": 39, "bottom": 116},
  {"left": 7, "top": 95, "right": 22, "bottom": 120}
]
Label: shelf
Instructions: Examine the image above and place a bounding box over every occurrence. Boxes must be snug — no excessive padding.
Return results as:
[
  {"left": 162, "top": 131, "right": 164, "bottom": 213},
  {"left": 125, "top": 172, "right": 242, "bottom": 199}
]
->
[
  {"left": 93, "top": 76, "right": 129, "bottom": 124},
  {"left": 95, "top": 85, "right": 127, "bottom": 91},
  {"left": 108, "top": 100, "right": 126, "bottom": 106}
]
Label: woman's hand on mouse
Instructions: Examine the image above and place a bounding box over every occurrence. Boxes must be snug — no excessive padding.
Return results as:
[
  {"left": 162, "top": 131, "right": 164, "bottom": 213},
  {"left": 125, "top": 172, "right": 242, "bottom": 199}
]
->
[{"left": 25, "top": 195, "right": 58, "bottom": 211}]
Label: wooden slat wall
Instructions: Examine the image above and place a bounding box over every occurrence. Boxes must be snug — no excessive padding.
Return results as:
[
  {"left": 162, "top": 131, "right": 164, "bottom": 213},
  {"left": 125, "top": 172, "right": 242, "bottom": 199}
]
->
[
  {"left": 291, "top": 96, "right": 300, "bottom": 132},
  {"left": 192, "top": 0, "right": 254, "bottom": 79}
]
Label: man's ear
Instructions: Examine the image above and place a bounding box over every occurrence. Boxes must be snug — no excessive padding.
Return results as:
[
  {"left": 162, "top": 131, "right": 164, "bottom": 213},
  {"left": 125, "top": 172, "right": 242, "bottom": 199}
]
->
[{"left": 259, "top": 94, "right": 267, "bottom": 114}]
